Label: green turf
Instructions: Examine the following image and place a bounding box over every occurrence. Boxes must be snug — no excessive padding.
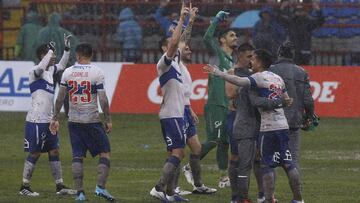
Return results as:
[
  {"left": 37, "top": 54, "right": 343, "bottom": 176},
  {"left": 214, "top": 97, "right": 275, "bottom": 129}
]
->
[{"left": 0, "top": 112, "right": 359, "bottom": 203}]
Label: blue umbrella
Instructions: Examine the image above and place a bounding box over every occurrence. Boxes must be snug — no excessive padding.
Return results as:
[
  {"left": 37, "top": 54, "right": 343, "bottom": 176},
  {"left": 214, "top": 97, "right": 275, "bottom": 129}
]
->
[{"left": 230, "top": 10, "right": 260, "bottom": 29}]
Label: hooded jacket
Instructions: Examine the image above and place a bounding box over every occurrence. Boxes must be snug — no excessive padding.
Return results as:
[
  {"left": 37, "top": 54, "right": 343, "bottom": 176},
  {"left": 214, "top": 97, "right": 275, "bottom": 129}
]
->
[
  {"left": 15, "top": 12, "right": 43, "bottom": 61},
  {"left": 36, "top": 12, "right": 78, "bottom": 64},
  {"left": 117, "top": 8, "right": 142, "bottom": 50}
]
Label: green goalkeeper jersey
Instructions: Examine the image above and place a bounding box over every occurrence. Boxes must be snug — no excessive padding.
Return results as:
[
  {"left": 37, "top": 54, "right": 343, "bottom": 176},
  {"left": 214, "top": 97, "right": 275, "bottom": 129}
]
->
[{"left": 203, "top": 21, "right": 234, "bottom": 107}]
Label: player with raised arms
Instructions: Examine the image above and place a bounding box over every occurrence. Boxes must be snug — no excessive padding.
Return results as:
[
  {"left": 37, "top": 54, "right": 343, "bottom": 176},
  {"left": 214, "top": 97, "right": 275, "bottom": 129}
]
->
[
  {"left": 149, "top": 2, "right": 192, "bottom": 202},
  {"left": 20, "top": 35, "right": 76, "bottom": 197}
]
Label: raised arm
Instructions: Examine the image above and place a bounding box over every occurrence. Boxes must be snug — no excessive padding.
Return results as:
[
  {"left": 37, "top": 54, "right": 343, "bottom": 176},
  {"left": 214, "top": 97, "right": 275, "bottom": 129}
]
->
[
  {"left": 55, "top": 34, "right": 72, "bottom": 72},
  {"left": 203, "top": 11, "right": 229, "bottom": 55},
  {"left": 166, "top": 3, "right": 189, "bottom": 58},
  {"left": 33, "top": 49, "right": 54, "bottom": 77},
  {"left": 307, "top": 2, "right": 325, "bottom": 31},
  {"left": 203, "top": 64, "right": 251, "bottom": 87},
  {"left": 180, "top": 3, "right": 198, "bottom": 44}
]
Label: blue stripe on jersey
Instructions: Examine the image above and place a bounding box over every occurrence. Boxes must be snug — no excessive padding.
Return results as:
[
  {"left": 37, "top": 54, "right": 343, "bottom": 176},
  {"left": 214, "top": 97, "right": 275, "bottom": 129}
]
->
[
  {"left": 248, "top": 76, "right": 257, "bottom": 87},
  {"left": 29, "top": 79, "right": 54, "bottom": 94},
  {"left": 96, "top": 84, "right": 104, "bottom": 90},
  {"left": 159, "top": 66, "right": 182, "bottom": 88},
  {"left": 258, "top": 88, "right": 281, "bottom": 99}
]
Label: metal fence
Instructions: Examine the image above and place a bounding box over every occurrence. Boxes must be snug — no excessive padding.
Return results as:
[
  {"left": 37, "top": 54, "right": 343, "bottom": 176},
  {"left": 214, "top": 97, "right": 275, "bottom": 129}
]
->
[{"left": 1, "top": 0, "right": 360, "bottom": 65}]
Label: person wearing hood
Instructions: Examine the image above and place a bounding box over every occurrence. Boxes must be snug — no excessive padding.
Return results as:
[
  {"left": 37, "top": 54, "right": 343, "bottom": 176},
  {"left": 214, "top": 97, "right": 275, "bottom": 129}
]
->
[
  {"left": 36, "top": 12, "right": 79, "bottom": 65},
  {"left": 15, "top": 11, "right": 43, "bottom": 61},
  {"left": 275, "top": 2, "right": 325, "bottom": 65},
  {"left": 252, "top": 6, "right": 287, "bottom": 57},
  {"left": 117, "top": 7, "right": 142, "bottom": 63}
]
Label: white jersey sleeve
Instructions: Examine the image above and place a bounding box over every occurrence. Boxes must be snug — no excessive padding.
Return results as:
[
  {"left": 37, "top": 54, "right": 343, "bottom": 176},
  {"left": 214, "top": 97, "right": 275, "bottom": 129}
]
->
[
  {"left": 157, "top": 50, "right": 181, "bottom": 75},
  {"left": 248, "top": 72, "right": 263, "bottom": 88},
  {"left": 54, "top": 50, "right": 70, "bottom": 73}
]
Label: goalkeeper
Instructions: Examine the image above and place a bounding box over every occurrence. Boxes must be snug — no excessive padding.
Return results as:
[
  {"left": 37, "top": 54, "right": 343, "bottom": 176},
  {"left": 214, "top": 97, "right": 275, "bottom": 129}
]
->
[
  {"left": 201, "top": 10, "right": 238, "bottom": 187},
  {"left": 269, "top": 41, "right": 317, "bottom": 172}
]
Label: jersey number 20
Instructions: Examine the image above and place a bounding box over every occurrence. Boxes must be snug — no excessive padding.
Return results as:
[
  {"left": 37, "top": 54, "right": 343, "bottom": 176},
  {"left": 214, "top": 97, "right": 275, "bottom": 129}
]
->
[{"left": 68, "top": 80, "right": 92, "bottom": 104}]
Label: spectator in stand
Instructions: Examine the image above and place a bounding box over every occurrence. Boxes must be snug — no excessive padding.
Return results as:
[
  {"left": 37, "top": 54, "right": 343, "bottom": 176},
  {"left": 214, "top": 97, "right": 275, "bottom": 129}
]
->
[
  {"left": 155, "top": 0, "right": 187, "bottom": 37},
  {"left": 117, "top": 7, "right": 142, "bottom": 63},
  {"left": 36, "top": 12, "right": 79, "bottom": 65},
  {"left": 15, "top": 11, "right": 43, "bottom": 61},
  {"left": 275, "top": 2, "right": 325, "bottom": 65},
  {"left": 253, "top": 6, "right": 287, "bottom": 57}
]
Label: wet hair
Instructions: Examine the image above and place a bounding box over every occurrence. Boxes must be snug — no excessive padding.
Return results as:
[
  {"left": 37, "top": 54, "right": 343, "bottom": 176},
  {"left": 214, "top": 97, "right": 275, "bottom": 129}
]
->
[
  {"left": 254, "top": 49, "right": 274, "bottom": 69},
  {"left": 217, "top": 28, "right": 236, "bottom": 44},
  {"left": 278, "top": 41, "right": 295, "bottom": 59},
  {"left": 75, "top": 43, "right": 93, "bottom": 58},
  {"left": 36, "top": 44, "right": 50, "bottom": 61},
  {"left": 236, "top": 42, "right": 254, "bottom": 53}
]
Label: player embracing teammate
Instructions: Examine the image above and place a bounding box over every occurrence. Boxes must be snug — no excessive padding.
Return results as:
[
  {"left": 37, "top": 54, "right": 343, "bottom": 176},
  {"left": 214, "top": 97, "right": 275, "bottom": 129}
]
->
[{"left": 204, "top": 49, "right": 305, "bottom": 203}]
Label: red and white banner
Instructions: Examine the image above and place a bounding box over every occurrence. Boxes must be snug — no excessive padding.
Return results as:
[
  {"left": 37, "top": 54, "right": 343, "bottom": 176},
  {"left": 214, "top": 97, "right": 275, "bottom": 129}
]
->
[
  {"left": 1, "top": 61, "right": 359, "bottom": 118},
  {"left": 110, "top": 64, "right": 360, "bottom": 118}
]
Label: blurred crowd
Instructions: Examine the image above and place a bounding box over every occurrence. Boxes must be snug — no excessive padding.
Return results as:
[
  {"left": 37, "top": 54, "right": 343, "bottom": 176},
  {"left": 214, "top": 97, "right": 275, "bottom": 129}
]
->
[{"left": 15, "top": 0, "right": 360, "bottom": 65}]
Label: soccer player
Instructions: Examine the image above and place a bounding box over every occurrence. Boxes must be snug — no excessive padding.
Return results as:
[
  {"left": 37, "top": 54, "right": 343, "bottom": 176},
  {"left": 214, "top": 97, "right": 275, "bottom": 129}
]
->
[
  {"left": 204, "top": 49, "right": 304, "bottom": 203},
  {"left": 269, "top": 41, "right": 315, "bottom": 172},
  {"left": 149, "top": 3, "right": 190, "bottom": 202},
  {"left": 177, "top": 3, "right": 217, "bottom": 195},
  {"left": 49, "top": 43, "right": 115, "bottom": 202},
  {"left": 20, "top": 36, "right": 76, "bottom": 196},
  {"left": 202, "top": 10, "right": 238, "bottom": 187},
  {"left": 226, "top": 44, "right": 291, "bottom": 203}
]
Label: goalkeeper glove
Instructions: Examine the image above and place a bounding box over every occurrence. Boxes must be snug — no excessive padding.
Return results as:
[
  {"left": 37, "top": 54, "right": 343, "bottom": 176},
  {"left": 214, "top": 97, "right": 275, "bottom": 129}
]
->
[
  {"left": 47, "top": 41, "right": 56, "bottom": 52},
  {"left": 301, "top": 113, "right": 319, "bottom": 131},
  {"left": 213, "top": 11, "right": 230, "bottom": 23}
]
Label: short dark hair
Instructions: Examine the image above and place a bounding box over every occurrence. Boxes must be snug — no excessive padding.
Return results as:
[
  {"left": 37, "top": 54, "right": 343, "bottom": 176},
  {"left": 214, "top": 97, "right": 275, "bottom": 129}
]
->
[
  {"left": 36, "top": 44, "right": 50, "bottom": 61},
  {"left": 254, "top": 49, "right": 274, "bottom": 69},
  {"left": 277, "top": 41, "right": 295, "bottom": 59},
  {"left": 236, "top": 42, "right": 254, "bottom": 53},
  {"left": 75, "top": 43, "right": 93, "bottom": 58},
  {"left": 217, "top": 28, "right": 236, "bottom": 44},
  {"left": 159, "top": 36, "right": 169, "bottom": 54}
]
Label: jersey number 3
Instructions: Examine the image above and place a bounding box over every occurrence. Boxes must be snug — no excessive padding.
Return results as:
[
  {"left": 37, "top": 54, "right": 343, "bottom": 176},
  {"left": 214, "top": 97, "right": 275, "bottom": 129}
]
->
[{"left": 68, "top": 80, "right": 91, "bottom": 104}]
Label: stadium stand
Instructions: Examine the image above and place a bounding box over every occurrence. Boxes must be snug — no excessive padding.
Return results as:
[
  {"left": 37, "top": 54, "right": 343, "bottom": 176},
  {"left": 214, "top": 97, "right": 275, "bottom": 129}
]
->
[{"left": 0, "top": 0, "right": 360, "bottom": 65}]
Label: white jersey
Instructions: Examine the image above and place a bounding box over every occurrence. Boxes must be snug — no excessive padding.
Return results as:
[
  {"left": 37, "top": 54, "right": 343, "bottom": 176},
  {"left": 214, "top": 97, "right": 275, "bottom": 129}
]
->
[
  {"left": 179, "top": 61, "right": 192, "bottom": 105},
  {"left": 60, "top": 63, "right": 105, "bottom": 123},
  {"left": 157, "top": 52, "right": 185, "bottom": 119},
  {"left": 26, "top": 50, "right": 69, "bottom": 123},
  {"left": 248, "top": 71, "right": 289, "bottom": 132}
]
